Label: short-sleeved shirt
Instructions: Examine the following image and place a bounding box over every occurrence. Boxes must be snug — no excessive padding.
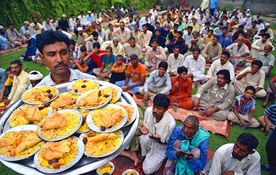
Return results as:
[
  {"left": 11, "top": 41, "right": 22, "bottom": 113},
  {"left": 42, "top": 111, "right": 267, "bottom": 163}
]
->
[
  {"left": 102, "top": 54, "right": 116, "bottom": 69},
  {"left": 4, "top": 78, "right": 13, "bottom": 86},
  {"left": 128, "top": 62, "right": 146, "bottom": 82},
  {"left": 90, "top": 50, "right": 106, "bottom": 68},
  {"left": 232, "top": 95, "right": 255, "bottom": 115},
  {"left": 265, "top": 104, "right": 276, "bottom": 125}
]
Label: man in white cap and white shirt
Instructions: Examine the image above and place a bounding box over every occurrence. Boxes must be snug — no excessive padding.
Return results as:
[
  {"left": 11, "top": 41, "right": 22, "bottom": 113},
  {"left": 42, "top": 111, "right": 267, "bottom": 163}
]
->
[
  {"left": 264, "top": 23, "right": 274, "bottom": 41},
  {"left": 28, "top": 70, "right": 44, "bottom": 88},
  {"left": 76, "top": 27, "right": 88, "bottom": 48}
]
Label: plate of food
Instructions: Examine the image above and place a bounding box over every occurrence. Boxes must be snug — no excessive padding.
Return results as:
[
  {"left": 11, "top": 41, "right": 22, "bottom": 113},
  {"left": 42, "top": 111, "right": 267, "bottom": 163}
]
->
[
  {"left": 80, "top": 130, "right": 123, "bottom": 158},
  {"left": 96, "top": 161, "right": 115, "bottom": 175},
  {"left": 122, "top": 169, "right": 139, "bottom": 175},
  {"left": 21, "top": 86, "right": 59, "bottom": 104},
  {"left": 76, "top": 108, "right": 91, "bottom": 133},
  {"left": 76, "top": 88, "right": 112, "bottom": 109},
  {"left": 34, "top": 136, "right": 84, "bottom": 174},
  {"left": 116, "top": 102, "right": 136, "bottom": 126},
  {"left": 8, "top": 104, "right": 53, "bottom": 127},
  {"left": 100, "top": 85, "right": 122, "bottom": 104},
  {"left": 0, "top": 125, "right": 44, "bottom": 161},
  {"left": 86, "top": 104, "right": 128, "bottom": 132},
  {"left": 50, "top": 92, "right": 79, "bottom": 111},
  {"left": 37, "top": 109, "right": 82, "bottom": 141},
  {"left": 67, "top": 79, "right": 99, "bottom": 94}
]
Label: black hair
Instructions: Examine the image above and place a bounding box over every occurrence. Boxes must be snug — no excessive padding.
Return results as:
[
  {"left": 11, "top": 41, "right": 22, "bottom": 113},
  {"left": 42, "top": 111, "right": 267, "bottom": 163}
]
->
[
  {"left": 187, "top": 26, "right": 193, "bottom": 30},
  {"left": 192, "top": 47, "right": 201, "bottom": 53},
  {"left": 155, "top": 21, "right": 160, "bottom": 25},
  {"left": 251, "top": 60, "right": 263, "bottom": 68},
  {"left": 106, "top": 46, "right": 113, "bottom": 52},
  {"left": 216, "top": 69, "right": 231, "bottom": 83},
  {"left": 153, "top": 94, "right": 170, "bottom": 109},
  {"left": 263, "top": 33, "right": 270, "bottom": 39},
  {"left": 237, "top": 133, "right": 259, "bottom": 151},
  {"left": 129, "top": 37, "right": 135, "bottom": 41},
  {"left": 174, "top": 23, "right": 179, "bottom": 27},
  {"left": 10, "top": 60, "right": 22, "bottom": 67},
  {"left": 93, "top": 42, "right": 100, "bottom": 48},
  {"left": 36, "top": 30, "right": 70, "bottom": 54},
  {"left": 177, "top": 66, "right": 188, "bottom": 74},
  {"left": 221, "top": 51, "right": 230, "bottom": 58},
  {"left": 185, "top": 115, "right": 199, "bottom": 128},
  {"left": 129, "top": 54, "right": 138, "bottom": 60},
  {"left": 213, "top": 34, "right": 219, "bottom": 40},
  {"left": 218, "top": 22, "right": 223, "bottom": 26},
  {"left": 70, "top": 39, "right": 75, "bottom": 45},
  {"left": 80, "top": 46, "right": 86, "bottom": 52},
  {"left": 158, "top": 61, "right": 168, "bottom": 70},
  {"left": 116, "top": 54, "right": 123, "bottom": 59},
  {"left": 245, "top": 85, "right": 256, "bottom": 94},
  {"left": 56, "top": 26, "right": 61, "bottom": 30},
  {"left": 92, "top": 31, "right": 99, "bottom": 37},
  {"left": 5, "top": 67, "right": 11, "bottom": 73},
  {"left": 71, "top": 14, "right": 75, "bottom": 17},
  {"left": 222, "top": 26, "right": 228, "bottom": 30}
]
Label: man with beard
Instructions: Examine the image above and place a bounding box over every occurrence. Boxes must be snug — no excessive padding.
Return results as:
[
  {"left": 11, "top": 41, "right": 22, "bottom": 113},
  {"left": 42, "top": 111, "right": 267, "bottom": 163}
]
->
[
  {"left": 30, "top": 17, "right": 44, "bottom": 35},
  {"left": 201, "top": 133, "right": 260, "bottom": 175},
  {"left": 124, "top": 37, "right": 143, "bottom": 64},
  {"left": 35, "top": 30, "right": 96, "bottom": 87},
  {"left": 112, "top": 22, "right": 130, "bottom": 47},
  {"left": 76, "top": 27, "right": 88, "bottom": 48},
  {"left": 6, "top": 23, "right": 25, "bottom": 47},
  {"left": 167, "top": 46, "right": 185, "bottom": 77},
  {"left": 165, "top": 115, "right": 210, "bottom": 175},
  {"left": 251, "top": 33, "right": 274, "bottom": 59},
  {"left": 139, "top": 94, "right": 176, "bottom": 174},
  {"left": 201, "top": 35, "right": 222, "bottom": 63},
  {"left": 85, "top": 31, "right": 104, "bottom": 52},
  {"left": 4, "top": 60, "right": 30, "bottom": 107},
  {"left": 74, "top": 18, "right": 86, "bottom": 37}
]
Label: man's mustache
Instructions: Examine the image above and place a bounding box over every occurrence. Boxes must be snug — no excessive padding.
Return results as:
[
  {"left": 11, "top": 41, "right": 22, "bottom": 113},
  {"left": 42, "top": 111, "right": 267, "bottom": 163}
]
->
[{"left": 54, "top": 62, "right": 68, "bottom": 68}]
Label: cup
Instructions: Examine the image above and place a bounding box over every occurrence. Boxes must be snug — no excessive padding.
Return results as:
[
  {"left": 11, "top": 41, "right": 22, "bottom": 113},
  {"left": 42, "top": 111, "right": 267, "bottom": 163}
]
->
[
  {"left": 199, "top": 107, "right": 206, "bottom": 116},
  {"left": 242, "top": 120, "right": 250, "bottom": 130},
  {"left": 173, "top": 103, "right": 179, "bottom": 112},
  {"left": 144, "top": 100, "right": 148, "bottom": 107}
]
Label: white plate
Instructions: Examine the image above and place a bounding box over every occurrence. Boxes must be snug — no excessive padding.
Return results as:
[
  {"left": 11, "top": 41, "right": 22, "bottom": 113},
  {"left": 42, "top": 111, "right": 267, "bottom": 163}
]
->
[
  {"left": 37, "top": 109, "right": 82, "bottom": 141},
  {"left": 100, "top": 84, "right": 122, "bottom": 104},
  {"left": 76, "top": 88, "right": 112, "bottom": 110},
  {"left": 96, "top": 161, "right": 115, "bottom": 175},
  {"left": 116, "top": 102, "right": 136, "bottom": 127},
  {"left": 0, "top": 125, "right": 44, "bottom": 161},
  {"left": 80, "top": 130, "right": 124, "bottom": 158},
  {"left": 122, "top": 169, "right": 139, "bottom": 175},
  {"left": 33, "top": 136, "right": 84, "bottom": 174},
  {"left": 67, "top": 79, "right": 100, "bottom": 95},
  {"left": 86, "top": 104, "right": 128, "bottom": 132},
  {"left": 21, "top": 86, "right": 59, "bottom": 105},
  {"left": 50, "top": 92, "right": 79, "bottom": 111}
]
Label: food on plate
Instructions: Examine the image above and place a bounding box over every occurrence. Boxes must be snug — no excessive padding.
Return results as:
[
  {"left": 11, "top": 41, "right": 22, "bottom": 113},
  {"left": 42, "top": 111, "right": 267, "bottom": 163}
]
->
[
  {"left": 102, "top": 86, "right": 120, "bottom": 103},
  {"left": 97, "top": 162, "right": 113, "bottom": 174},
  {"left": 22, "top": 86, "right": 58, "bottom": 103},
  {"left": 126, "top": 171, "right": 138, "bottom": 175},
  {"left": 0, "top": 130, "right": 43, "bottom": 158},
  {"left": 117, "top": 103, "right": 134, "bottom": 123},
  {"left": 37, "top": 137, "right": 78, "bottom": 169},
  {"left": 40, "top": 112, "right": 67, "bottom": 130},
  {"left": 77, "top": 109, "right": 90, "bottom": 133},
  {"left": 69, "top": 79, "right": 99, "bottom": 93},
  {"left": 9, "top": 104, "right": 51, "bottom": 127},
  {"left": 51, "top": 92, "right": 79, "bottom": 110},
  {"left": 82, "top": 131, "right": 122, "bottom": 157},
  {"left": 77, "top": 89, "right": 111, "bottom": 108}
]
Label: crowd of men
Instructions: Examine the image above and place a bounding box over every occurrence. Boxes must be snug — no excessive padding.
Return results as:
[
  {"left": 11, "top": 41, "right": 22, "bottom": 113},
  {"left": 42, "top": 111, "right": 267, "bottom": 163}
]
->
[{"left": 1, "top": 1, "right": 276, "bottom": 174}]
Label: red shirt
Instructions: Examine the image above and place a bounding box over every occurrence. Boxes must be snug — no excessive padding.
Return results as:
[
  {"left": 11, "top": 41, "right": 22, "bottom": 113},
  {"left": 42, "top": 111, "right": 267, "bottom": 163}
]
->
[{"left": 90, "top": 50, "right": 106, "bottom": 68}]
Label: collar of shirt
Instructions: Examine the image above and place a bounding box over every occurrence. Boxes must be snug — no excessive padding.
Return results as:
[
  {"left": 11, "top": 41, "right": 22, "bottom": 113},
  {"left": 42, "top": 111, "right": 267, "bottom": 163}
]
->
[{"left": 215, "top": 80, "right": 229, "bottom": 90}]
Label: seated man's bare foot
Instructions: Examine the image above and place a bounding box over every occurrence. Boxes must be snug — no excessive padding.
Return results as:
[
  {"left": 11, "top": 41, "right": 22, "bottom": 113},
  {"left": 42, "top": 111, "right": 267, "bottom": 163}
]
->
[{"left": 130, "top": 151, "right": 140, "bottom": 166}]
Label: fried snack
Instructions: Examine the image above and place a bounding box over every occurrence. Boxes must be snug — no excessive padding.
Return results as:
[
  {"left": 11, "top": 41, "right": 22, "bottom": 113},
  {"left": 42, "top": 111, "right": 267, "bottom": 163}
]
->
[
  {"left": 22, "top": 86, "right": 58, "bottom": 103},
  {"left": 40, "top": 112, "right": 67, "bottom": 130},
  {"left": 38, "top": 137, "right": 78, "bottom": 169},
  {"left": 97, "top": 163, "right": 113, "bottom": 174},
  {"left": 69, "top": 79, "right": 99, "bottom": 93},
  {"left": 77, "top": 89, "right": 111, "bottom": 108},
  {"left": 51, "top": 92, "right": 79, "bottom": 110},
  {"left": 117, "top": 103, "right": 134, "bottom": 123},
  {"left": 0, "top": 131, "right": 43, "bottom": 158},
  {"left": 102, "top": 86, "right": 119, "bottom": 103}
]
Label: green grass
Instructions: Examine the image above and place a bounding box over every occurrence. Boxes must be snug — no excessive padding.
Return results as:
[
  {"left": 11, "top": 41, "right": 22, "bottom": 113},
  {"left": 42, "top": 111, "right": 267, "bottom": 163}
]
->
[{"left": 0, "top": 28, "right": 276, "bottom": 175}]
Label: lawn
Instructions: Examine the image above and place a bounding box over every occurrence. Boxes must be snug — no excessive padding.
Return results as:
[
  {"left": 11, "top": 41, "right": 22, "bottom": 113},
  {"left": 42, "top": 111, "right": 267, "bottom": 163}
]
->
[{"left": 0, "top": 28, "right": 276, "bottom": 175}]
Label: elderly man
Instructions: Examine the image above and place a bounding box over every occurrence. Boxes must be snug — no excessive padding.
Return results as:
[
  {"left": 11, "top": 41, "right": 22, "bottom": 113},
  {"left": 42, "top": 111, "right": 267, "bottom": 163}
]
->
[
  {"left": 6, "top": 23, "right": 25, "bottom": 47},
  {"left": 76, "top": 27, "right": 88, "bottom": 48},
  {"left": 4, "top": 60, "right": 30, "bottom": 107},
  {"left": 251, "top": 33, "right": 274, "bottom": 59},
  {"left": 30, "top": 17, "right": 44, "bottom": 35},
  {"left": 206, "top": 52, "right": 235, "bottom": 82},
  {"left": 201, "top": 35, "right": 222, "bottom": 63},
  {"left": 124, "top": 37, "right": 142, "bottom": 64},
  {"left": 42, "top": 17, "right": 56, "bottom": 31},
  {"left": 35, "top": 30, "right": 96, "bottom": 87},
  {"left": 20, "top": 21, "right": 34, "bottom": 37},
  {"left": 201, "top": 133, "right": 260, "bottom": 175},
  {"left": 138, "top": 24, "right": 153, "bottom": 52},
  {"left": 101, "top": 37, "right": 125, "bottom": 56},
  {"left": 22, "top": 32, "right": 36, "bottom": 61},
  {"left": 264, "top": 23, "right": 274, "bottom": 41},
  {"left": 234, "top": 60, "right": 266, "bottom": 98},
  {"left": 139, "top": 94, "right": 176, "bottom": 174},
  {"left": 193, "top": 69, "right": 235, "bottom": 121},
  {"left": 167, "top": 46, "right": 185, "bottom": 77},
  {"left": 112, "top": 22, "right": 131, "bottom": 47},
  {"left": 139, "top": 61, "right": 171, "bottom": 101},
  {"left": 226, "top": 36, "right": 250, "bottom": 69},
  {"left": 255, "top": 44, "right": 275, "bottom": 77},
  {"left": 165, "top": 115, "right": 210, "bottom": 175},
  {"left": 185, "top": 31, "right": 204, "bottom": 56},
  {"left": 85, "top": 31, "right": 104, "bottom": 52},
  {"left": 144, "top": 39, "right": 166, "bottom": 72}
]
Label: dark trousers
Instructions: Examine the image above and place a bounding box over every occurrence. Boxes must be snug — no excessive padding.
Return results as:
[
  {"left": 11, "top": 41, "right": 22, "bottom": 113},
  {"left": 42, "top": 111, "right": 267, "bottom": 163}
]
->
[{"left": 267, "top": 128, "right": 276, "bottom": 173}]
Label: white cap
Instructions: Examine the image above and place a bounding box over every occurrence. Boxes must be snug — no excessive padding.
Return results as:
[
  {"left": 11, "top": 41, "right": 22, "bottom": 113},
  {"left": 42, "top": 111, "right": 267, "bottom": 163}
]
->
[
  {"left": 28, "top": 71, "right": 43, "bottom": 81},
  {"left": 246, "top": 13, "right": 250, "bottom": 16},
  {"left": 77, "top": 27, "right": 83, "bottom": 31},
  {"left": 111, "top": 6, "right": 114, "bottom": 9},
  {"left": 88, "top": 11, "right": 92, "bottom": 13},
  {"left": 62, "top": 14, "right": 66, "bottom": 18},
  {"left": 265, "top": 23, "right": 270, "bottom": 26},
  {"left": 0, "top": 25, "right": 3, "bottom": 30}
]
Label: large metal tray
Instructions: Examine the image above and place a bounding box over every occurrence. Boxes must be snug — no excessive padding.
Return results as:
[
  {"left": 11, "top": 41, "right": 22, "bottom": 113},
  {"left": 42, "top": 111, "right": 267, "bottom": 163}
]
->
[{"left": 0, "top": 80, "right": 139, "bottom": 175}]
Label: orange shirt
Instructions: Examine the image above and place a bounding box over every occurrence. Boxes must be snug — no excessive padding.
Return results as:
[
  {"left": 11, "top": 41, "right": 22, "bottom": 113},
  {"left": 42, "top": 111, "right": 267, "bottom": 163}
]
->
[
  {"left": 169, "top": 76, "right": 192, "bottom": 99},
  {"left": 234, "top": 38, "right": 252, "bottom": 50},
  {"left": 111, "top": 62, "right": 126, "bottom": 73},
  {"left": 128, "top": 63, "right": 146, "bottom": 82}
]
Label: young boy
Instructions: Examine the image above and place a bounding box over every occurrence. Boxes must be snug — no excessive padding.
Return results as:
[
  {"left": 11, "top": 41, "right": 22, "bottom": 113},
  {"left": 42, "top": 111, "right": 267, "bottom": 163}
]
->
[
  {"left": 258, "top": 104, "right": 276, "bottom": 132},
  {"left": 0, "top": 68, "right": 13, "bottom": 101},
  {"left": 110, "top": 54, "right": 126, "bottom": 84},
  {"left": 93, "top": 46, "right": 116, "bottom": 79},
  {"left": 227, "top": 86, "right": 260, "bottom": 127},
  {"left": 75, "top": 46, "right": 89, "bottom": 73}
]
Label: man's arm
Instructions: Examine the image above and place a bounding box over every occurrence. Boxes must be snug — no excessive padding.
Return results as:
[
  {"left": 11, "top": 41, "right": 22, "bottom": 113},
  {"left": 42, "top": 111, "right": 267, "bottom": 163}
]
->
[
  {"left": 269, "top": 78, "right": 276, "bottom": 96},
  {"left": 160, "top": 74, "right": 172, "bottom": 94},
  {"left": 217, "top": 87, "right": 235, "bottom": 110},
  {"left": 166, "top": 127, "right": 181, "bottom": 160},
  {"left": 236, "top": 68, "right": 251, "bottom": 80},
  {"left": 128, "top": 76, "right": 145, "bottom": 89},
  {"left": 256, "top": 70, "right": 265, "bottom": 90}
]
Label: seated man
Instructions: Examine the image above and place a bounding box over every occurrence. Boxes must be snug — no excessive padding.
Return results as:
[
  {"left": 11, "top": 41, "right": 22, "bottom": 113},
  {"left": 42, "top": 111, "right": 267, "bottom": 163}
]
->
[
  {"left": 115, "top": 54, "right": 146, "bottom": 94},
  {"left": 201, "top": 35, "right": 222, "bottom": 63},
  {"left": 85, "top": 31, "right": 104, "bottom": 52},
  {"left": 150, "top": 28, "right": 166, "bottom": 49},
  {"left": 226, "top": 36, "right": 250, "bottom": 69},
  {"left": 144, "top": 39, "right": 166, "bottom": 72},
  {"left": 263, "top": 76, "right": 276, "bottom": 107},
  {"left": 138, "top": 24, "right": 152, "bottom": 52},
  {"left": 167, "top": 46, "right": 185, "bottom": 77},
  {"left": 167, "top": 31, "right": 188, "bottom": 54},
  {"left": 234, "top": 60, "right": 266, "bottom": 98},
  {"left": 185, "top": 31, "right": 204, "bottom": 56},
  {"left": 35, "top": 30, "right": 96, "bottom": 87},
  {"left": 0, "top": 25, "right": 13, "bottom": 50},
  {"left": 124, "top": 37, "right": 143, "bottom": 64},
  {"left": 22, "top": 32, "right": 36, "bottom": 62},
  {"left": 201, "top": 133, "right": 260, "bottom": 175},
  {"left": 206, "top": 52, "right": 235, "bottom": 82},
  {"left": 193, "top": 69, "right": 235, "bottom": 121},
  {"left": 234, "top": 33, "right": 252, "bottom": 50},
  {"left": 183, "top": 48, "right": 206, "bottom": 84},
  {"left": 251, "top": 33, "right": 274, "bottom": 59},
  {"left": 255, "top": 44, "right": 275, "bottom": 77},
  {"left": 76, "top": 27, "right": 88, "bottom": 48},
  {"left": 4, "top": 60, "right": 30, "bottom": 107},
  {"left": 219, "top": 26, "right": 232, "bottom": 50},
  {"left": 165, "top": 115, "right": 210, "bottom": 175},
  {"left": 139, "top": 94, "right": 176, "bottom": 174},
  {"left": 6, "top": 23, "right": 25, "bottom": 47},
  {"left": 112, "top": 22, "right": 130, "bottom": 47},
  {"left": 139, "top": 61, "right": 171, "bottom": 101},
  {"left": 101, "top": 37, "right": 125, "bottom": 56}
]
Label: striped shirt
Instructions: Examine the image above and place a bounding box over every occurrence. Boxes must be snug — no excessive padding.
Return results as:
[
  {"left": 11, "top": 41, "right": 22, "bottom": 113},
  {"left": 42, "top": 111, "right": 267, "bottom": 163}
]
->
[{"left": 265, "top": 104, "right": 276, "bottom": 125}]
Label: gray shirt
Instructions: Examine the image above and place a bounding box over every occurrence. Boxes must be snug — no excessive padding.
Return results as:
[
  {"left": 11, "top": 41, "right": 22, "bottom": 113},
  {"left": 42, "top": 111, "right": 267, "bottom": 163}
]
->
[
  {"left": 143, "top": 70, "right": 172, "bottom": 94},
  {"left": 256, "top": 52, "right": 275, "bottom": 67},
  {"left": 6, "top": 29, "right": 21, "bottom": 42}
]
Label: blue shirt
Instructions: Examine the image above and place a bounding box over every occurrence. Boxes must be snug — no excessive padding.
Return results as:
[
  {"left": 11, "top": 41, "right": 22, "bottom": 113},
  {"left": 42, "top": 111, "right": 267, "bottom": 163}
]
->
[
  {"left": 86, "top": 15, "right": 94, "bottom": 23},
  {"left": 25, "top": 37, "right": 36, "bottom": 57},
  {"left": 210, "top": 0, "right": 218, "bottom": 9},
  {"left": 232, "top": 95, "right": 255, "bottom": 115},
  {"left": 166, "top": 126, "right": 209, "bottom": 172},
  {"left": 102, "top": 54, "right": 116, "bottom": 69},
  {"left": 0, "top": 35, "right": 8, "bottom": 50},
  {"left": 265, "top": 104, "right": 276, "bottom": 125},
  {"left": 219, "top": 33, "right": 233, "bottom": 49}
]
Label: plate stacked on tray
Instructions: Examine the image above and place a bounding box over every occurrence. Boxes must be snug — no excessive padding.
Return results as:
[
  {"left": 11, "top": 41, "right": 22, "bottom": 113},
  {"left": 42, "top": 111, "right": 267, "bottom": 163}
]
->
[{"left": 0, "top": 80, "right": 137, "bottom": 174}]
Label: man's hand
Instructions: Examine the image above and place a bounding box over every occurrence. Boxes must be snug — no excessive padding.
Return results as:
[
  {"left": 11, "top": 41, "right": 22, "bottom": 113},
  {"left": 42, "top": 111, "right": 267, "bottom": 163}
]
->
[
  {"left": 139, "top": 123, "right": 149, "bottom": 135},
  {"left": 148, "top": 134, "right": 161, "bottom": 142},
  {"left": 205, "top": 108, "right": 217, "bottom": 116},
  {"left": 122, "top": 86, "right": 128, "bottom": 91},
  {"left": 193, "top": 97, "right": 200, "bottom": 110},
  {"left": 168, "top": 71, "right": 174, "bottom": 76},
  {"left": 99, "top": 73, "right": 106, "bottom": 79},
  {"left": 239, "top": 117, "right": 246, "bottom": 125},
  {"left": 4, "top": 99, "right": 10, "bottom": 106},
  {"left": 143, "top": 92, "right": 149, "bottom": 101},
  {"left": 174, "top": 81, "right": 179, "bottom": 88},
  {"left": 265, "top": 71, "right": 270, "bottom": 77},
  {"left": 150, "top": 55, "right": 156, "bottom": 59}
]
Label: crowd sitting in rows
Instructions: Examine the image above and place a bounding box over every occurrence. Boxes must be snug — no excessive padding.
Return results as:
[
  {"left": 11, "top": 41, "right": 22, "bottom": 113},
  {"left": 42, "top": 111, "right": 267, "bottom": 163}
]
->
[{"left": 1, "top": 2, "right": 276, "bottom": 174}]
